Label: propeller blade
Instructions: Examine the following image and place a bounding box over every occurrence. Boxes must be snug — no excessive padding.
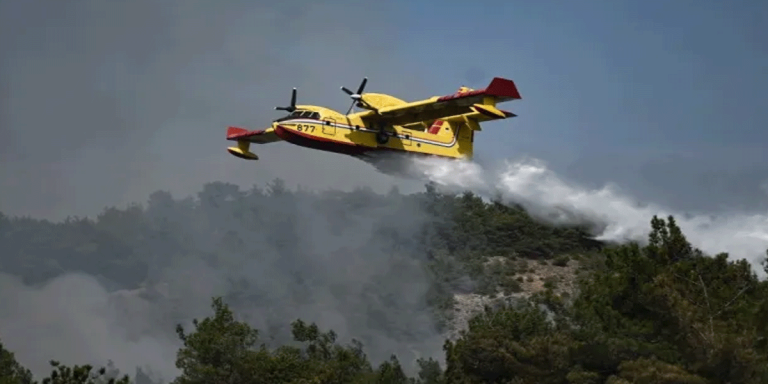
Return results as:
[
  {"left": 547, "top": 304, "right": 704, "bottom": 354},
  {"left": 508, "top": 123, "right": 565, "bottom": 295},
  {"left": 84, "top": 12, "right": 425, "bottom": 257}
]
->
[
  {"left": 356, "top": 77, "right": 367, "bottom": 94},
  {"left": 345, "top": 100, "right": 355, "bottom": 115},
  {"left": 275, "top": 88, "right": 298, "bottom": 112},
  {"left": 341, "top": 77, "right": 370, "bottom": 115}
]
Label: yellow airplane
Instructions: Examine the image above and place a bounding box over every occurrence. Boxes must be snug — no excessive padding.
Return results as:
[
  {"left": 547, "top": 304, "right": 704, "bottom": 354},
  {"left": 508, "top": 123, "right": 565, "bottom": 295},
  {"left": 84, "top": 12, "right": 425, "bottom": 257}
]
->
[{"left": 225, "top": 77, "right": 521, "bottom": 163}]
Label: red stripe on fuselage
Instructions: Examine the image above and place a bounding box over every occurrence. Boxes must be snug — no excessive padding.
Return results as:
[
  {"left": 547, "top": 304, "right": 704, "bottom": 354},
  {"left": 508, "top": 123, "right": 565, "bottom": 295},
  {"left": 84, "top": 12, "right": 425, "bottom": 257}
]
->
[{"left": 274, "top": 125, "right": 370, "bottom": 156}]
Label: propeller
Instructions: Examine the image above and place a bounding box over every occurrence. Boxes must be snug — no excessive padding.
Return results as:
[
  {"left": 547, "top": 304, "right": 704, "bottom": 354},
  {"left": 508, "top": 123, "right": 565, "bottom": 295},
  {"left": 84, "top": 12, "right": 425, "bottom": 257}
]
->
[
  {"left": 341, "top": 77, "right": 369, "bottom": 115},
  {"left": 275, "top": 88, "right": 298, "bottom": 112}
]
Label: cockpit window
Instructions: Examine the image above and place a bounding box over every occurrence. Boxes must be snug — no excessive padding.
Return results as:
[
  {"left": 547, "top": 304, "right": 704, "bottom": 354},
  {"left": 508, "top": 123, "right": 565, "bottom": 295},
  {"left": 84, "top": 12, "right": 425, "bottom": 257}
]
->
[{"left": 273, "top": 110, "right": 320, "bottom": 122}]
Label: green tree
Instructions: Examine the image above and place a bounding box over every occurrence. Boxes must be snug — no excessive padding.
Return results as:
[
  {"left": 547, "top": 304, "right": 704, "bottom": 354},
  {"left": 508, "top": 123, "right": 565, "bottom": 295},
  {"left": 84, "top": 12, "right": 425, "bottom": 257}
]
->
[
  {"left": 173, "top": 297, "right": 260, "bottom": 384},
  {"left": 1, "top": 345, "right": 129, "bottom": 384},
  {"left": 443, "top": 216, "right": 768, "bottom": 384},
  {"left": 38, "top": 361, "right": 130, "bottom": 384},
  {"left": 412, "top": 358, "right": 443, "bottom": 384},
  {"left": 172, "top": 297, "right": 382, "bottom": 384},
  {"left": 286, "top": 319, "right": 373, "bottom": 383},
  {"left": 369, "top": 355, "right": 409, "bottom": 384},
  {"left": 444, "top": 300, "right": 574, "bottom": 384},
  {"left": 0, "top": 339, "right": 33, "bottom": 384}
]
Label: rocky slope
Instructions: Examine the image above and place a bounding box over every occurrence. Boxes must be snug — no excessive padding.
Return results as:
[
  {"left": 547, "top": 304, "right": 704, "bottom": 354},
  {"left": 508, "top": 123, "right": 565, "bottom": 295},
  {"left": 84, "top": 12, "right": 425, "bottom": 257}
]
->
[{"left": 449, "top": 255, "right": 582, "bottom": 340}]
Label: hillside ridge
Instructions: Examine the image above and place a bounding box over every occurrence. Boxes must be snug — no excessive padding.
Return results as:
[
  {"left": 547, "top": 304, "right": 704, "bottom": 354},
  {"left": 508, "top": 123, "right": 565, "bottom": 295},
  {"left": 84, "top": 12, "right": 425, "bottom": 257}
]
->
[{"left": 2, "top": 182, "right": 767, "bottom": 383}]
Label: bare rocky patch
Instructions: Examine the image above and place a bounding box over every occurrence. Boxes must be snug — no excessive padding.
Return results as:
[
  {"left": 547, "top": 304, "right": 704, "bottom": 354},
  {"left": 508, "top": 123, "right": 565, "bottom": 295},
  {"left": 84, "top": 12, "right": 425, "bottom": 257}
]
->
[{"left": 448, "top": 255, "right": 583, "bottom": 338}]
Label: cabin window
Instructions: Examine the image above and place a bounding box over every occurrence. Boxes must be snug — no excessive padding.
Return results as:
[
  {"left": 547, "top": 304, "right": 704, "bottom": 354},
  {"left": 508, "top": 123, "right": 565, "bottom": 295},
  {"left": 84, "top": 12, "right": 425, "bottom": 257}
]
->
[
  {"left": 295, "top": 111, "right": 320, "bottom": 119},
  {"left": 273, "top": 110, "right": 320, "bottom": 123}
]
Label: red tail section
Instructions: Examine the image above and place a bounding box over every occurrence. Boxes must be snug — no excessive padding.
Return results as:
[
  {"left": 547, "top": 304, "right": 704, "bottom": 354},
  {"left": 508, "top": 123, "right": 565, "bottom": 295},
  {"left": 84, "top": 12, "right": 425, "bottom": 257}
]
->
[{"left": 437, "top": 77, "right": 522, "bottom": 103}]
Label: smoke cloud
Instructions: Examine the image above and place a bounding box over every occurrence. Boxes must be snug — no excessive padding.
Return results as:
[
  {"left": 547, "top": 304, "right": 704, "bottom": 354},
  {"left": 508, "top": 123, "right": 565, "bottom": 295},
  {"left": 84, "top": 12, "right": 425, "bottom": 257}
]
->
[
  {"left": 0, "top": 273, "right": 179, "bottom": 380},
  {"left": 0, "top": 1, "right": 444, "bottom": 380},
  {"left": 0, "top": 183, "right": 447, "bottom": 381},
  {"left": 410, "top": 156, "right": 768, "bottom": 277}
]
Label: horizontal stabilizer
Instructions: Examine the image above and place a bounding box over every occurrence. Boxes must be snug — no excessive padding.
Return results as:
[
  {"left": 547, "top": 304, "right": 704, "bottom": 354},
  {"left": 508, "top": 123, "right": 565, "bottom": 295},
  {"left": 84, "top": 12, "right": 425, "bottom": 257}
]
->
[
  {"left": 470, "top": 104, "right": 517, "bottom": 119},
  {"left": 227, "top": 140, "right": 259, "bottom": 160}
]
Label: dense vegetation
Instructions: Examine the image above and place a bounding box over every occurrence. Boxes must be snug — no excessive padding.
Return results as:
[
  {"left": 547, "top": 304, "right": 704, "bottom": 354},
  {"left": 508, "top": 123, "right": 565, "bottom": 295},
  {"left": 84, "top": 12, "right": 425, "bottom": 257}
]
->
[{"left": 1, "top": 180, "right": 766, "bottom": 383}]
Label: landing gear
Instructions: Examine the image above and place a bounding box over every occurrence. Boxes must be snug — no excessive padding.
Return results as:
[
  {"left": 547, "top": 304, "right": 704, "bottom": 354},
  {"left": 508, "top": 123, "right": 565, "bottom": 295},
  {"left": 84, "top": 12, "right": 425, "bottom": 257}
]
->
[{"left": 375, "top": 129, "right": 389, "bottom": 145}]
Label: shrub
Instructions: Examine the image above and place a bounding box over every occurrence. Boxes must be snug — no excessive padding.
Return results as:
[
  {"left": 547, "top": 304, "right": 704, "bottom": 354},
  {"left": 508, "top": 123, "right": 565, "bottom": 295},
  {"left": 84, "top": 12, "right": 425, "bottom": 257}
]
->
[
  {"left": 552, "top": 255, "right": 570, "bottom": 267},
  {"left": 543, "top": 276, "right": 558, "bottom": 290}
]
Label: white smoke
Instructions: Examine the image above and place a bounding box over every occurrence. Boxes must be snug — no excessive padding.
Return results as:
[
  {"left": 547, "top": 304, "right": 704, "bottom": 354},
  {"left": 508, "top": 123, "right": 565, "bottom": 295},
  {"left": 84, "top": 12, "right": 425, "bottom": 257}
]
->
[{"left": 407, "top": 156, "right": 768, "bottom": 277}]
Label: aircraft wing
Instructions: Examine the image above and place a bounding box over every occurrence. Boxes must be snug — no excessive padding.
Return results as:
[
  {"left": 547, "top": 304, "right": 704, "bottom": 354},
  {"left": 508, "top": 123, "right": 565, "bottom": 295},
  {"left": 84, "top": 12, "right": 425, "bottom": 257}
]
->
[
  {"left": 226, "top": 126, "right": 282, "bottom": 144},
  {"left": 358, "top": 77, "right": 521, "bottom": 126}
]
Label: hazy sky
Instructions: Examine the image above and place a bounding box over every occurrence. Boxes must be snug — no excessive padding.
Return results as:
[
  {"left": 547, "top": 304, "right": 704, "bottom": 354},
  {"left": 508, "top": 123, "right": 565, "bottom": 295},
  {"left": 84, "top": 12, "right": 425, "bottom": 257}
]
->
[{"left": 2, "top": 0, "right": 767, "bottom": 219}]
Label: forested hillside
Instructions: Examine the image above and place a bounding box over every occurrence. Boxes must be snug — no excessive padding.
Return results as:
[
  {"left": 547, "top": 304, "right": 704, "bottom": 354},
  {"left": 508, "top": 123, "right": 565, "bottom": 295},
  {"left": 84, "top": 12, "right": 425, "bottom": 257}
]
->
[{"left": 1, "top": 180, "right": 767, "bottom": 383}]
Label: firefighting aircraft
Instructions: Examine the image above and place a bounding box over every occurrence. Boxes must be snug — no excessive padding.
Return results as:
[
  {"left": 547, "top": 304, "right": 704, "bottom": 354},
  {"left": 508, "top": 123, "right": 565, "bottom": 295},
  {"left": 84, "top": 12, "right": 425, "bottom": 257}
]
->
[{"left": 225, "top": 77, "right": 521, "bottom": 162}]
